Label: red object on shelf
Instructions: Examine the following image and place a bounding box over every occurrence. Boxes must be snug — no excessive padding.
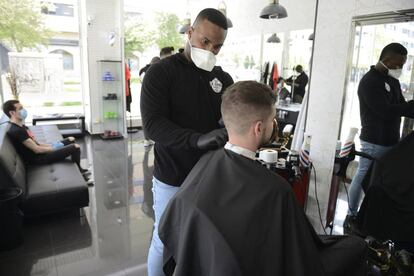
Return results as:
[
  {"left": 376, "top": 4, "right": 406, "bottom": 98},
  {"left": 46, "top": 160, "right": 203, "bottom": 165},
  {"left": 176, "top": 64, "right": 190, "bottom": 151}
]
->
[{"left": 275, "top": 166, "right": 311, "bottom": 210}]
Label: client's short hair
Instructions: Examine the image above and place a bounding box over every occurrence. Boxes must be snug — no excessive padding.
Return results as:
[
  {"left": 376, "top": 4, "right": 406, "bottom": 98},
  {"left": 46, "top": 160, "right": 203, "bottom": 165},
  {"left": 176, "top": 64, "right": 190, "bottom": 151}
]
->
[
  {"left": 2, "top": 100, "right": 19, "bottom": 118},
  {"left": 221, "top": 81, "right": 276, "bottom": 135}
]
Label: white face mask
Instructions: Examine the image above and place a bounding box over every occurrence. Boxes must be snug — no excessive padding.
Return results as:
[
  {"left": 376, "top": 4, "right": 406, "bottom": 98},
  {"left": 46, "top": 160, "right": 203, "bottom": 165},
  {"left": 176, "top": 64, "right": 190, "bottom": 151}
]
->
[
  {"left": 189, "top": 42, "right": 216, "bottom": 72},
  {"left": 380, "top": 61, "right": 403, "bottom": 79}
]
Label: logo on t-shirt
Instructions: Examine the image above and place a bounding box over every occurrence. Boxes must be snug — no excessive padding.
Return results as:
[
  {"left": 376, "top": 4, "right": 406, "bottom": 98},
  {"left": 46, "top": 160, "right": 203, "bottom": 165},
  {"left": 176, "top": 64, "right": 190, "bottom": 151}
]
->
[
  {"left": 26, "top": 129, "right": 35, "bottom": 140},
  {"left": 384, "top": 82, "right": 391, "bottom": 93},
  {"left": 210, "top": 78, "right": 223, "bottom": 93}
]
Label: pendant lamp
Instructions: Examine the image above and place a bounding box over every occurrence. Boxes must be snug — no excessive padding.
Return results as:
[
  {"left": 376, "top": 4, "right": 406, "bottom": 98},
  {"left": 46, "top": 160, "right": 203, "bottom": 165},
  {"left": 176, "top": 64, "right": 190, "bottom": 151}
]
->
[
  {"left": 218, "top": 1, "right": 233, "bottom": 28},
  {"left": 179, "top": 15, "right": 191, "bottom": 34},
  {"left": 260, "top": 0, "right": 288, "bottom": 19},
  {"left": 267, "top": 33, "right": 281, "bottom": 43},
  {"left": 308, "top": 33, "right": 315, "bottom": 40}
]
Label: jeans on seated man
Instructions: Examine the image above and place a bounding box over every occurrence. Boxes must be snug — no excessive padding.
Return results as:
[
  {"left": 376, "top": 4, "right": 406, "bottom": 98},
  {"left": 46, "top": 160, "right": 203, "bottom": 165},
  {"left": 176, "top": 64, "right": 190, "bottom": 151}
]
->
[
  {"left": 2, "top": 100, "right": 91, "bottom": 183},
  {"left": 159, "top": 81, "right": 367, "bottom": 276}
]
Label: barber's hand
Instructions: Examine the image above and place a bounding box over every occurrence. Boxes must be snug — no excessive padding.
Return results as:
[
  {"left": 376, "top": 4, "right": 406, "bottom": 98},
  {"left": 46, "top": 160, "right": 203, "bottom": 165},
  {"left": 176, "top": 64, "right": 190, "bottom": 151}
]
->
[
  {"left": 52, "top": 141, "right": 64, "bottom": 150},
  {"left": 196, "top": 128, "right": 228, "bottom": 151}
]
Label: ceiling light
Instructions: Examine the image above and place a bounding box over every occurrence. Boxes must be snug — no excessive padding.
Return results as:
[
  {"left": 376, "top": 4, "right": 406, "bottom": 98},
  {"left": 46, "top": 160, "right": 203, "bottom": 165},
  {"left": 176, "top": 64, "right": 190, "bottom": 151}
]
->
[
  {"left": 267, "top": 33, "right": 281, "bottom": 43},
  {"left": 179, "top": 16, "right": 191, "bottom": 34},
  {"left": 308, "top": 33, "right": 315, "bottom": 40},
  {"left": 260, "top": 0, "right": 288, "bottom": 19},
  {"left": 218, "top": 1, "right": 233, "bottom": 28}
]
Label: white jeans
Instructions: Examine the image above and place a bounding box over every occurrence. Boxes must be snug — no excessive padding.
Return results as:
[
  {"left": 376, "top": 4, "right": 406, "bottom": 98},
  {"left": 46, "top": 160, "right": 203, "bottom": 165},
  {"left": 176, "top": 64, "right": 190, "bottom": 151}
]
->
[{"left": 147, "top": 177, "right": 179, "bottom": 276}]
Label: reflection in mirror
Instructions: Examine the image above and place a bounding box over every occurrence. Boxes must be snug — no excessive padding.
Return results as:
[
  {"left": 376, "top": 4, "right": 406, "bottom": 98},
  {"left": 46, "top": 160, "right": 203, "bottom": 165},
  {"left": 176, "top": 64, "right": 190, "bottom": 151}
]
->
[{"left": 340, "top": 21, "right": 414, "bottom": 146}]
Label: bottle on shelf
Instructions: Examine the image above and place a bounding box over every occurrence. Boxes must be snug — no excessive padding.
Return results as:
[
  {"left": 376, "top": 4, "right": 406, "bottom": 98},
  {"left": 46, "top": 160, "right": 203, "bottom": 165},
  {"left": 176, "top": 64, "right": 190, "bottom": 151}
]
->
[
  {"left": 104, "top": 112, "right": 118, "bottom": 119},
  {"left": 102, "top": 71, "right": 115, "bottom": 81},
  {"left": 339, "top": 127, "right": 358, "bottom": 158},
  {"left": 299, "top": 133, "right": 312, "bottom": 168}
]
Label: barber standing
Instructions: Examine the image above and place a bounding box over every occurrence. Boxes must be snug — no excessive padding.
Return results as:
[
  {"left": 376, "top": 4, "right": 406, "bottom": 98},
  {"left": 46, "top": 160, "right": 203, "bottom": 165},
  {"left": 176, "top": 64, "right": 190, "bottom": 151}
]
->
[
  {"left": 285, "top": 65, "right": 308, "bottom": 103},
  {"left": 344, "top": 43, "right": 414, "bottom": 234},
  {"left": 140, "top": 8, "right": 233, "bottom": 276}
]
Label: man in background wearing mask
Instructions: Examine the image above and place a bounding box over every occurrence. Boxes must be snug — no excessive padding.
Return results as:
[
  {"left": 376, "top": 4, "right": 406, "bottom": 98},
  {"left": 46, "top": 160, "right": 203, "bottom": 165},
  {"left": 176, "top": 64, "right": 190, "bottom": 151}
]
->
[
  {"left": 344, "top": 43, "right": 414, "bottom": 233},
  {"left": 140, "top": 8, "right": 233, "bottom": 276},
  {"left": 159, "top": 81, "right": 367, "bottom": 276},
  {"left": 285, "top": 64, "right": 308, "bottom": 103},
  {"left": 2, "top": 100, "right": 90, "bottom": 181}
]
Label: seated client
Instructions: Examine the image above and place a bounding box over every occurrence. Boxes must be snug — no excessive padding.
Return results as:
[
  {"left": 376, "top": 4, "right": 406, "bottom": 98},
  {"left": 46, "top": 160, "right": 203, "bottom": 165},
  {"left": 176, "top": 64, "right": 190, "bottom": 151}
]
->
[
  {"left": 159, "top": 81, "right": 367, "bottom": 276},
  {"left": 2, "top": 100, "right": 90, "bottom": 181}
]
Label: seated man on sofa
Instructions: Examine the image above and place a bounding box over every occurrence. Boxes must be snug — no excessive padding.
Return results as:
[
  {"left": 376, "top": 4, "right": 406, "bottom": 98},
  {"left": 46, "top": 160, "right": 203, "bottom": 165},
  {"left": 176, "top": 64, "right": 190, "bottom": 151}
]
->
[
  {"left": 159, "top": 81, "right": 367, "bottom": 276},
  {"left": 2, "top": 100, "right": 91, "bottom": 182}
]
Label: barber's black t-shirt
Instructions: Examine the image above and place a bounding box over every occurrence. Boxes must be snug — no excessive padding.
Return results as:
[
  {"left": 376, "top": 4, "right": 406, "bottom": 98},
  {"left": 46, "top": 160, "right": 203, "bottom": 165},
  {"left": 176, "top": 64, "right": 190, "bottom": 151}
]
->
[
  {"left": 7, "top": 123, "right": 37, "bottom": 163},
  {"left": 141, "top": 53, "right": 234, "bottom": 187},
  {"left": 358, "top": 66, "right": 414, "bottom": 146}
]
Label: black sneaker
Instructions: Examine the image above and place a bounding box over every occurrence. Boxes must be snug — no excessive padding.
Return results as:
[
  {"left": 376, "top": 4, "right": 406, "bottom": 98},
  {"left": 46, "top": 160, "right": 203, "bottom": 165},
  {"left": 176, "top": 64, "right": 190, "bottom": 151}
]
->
[
  {"left": 82, "top": 171, "right": 92, "bottom": 177},
  {"left": 343, "top": 215, "right": 356, "bottom": 234},
  {"left": 86, "top": 179, "right": 94, "bottom": 187},
  {"left": 343, "top": 215, "right": 364, "bottom": 236},
  {"left": 80, "top": 167, "right": 89, "bottom": 174}
]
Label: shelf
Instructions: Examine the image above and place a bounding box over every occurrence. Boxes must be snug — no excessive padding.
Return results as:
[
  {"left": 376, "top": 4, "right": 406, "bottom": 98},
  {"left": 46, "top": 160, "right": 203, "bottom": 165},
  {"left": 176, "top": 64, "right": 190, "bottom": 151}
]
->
[
  {"left": 100, "top": 134, "right": 124, "bottom": 140},
  {"left": 97, "top": 60, "right": 122, "bottom": 63},
  {"left": 97, "top": 60, "right": 124, "bottom": 137},
  {"left": 103, "top": 117, "right": 123, "bottom": 120}
]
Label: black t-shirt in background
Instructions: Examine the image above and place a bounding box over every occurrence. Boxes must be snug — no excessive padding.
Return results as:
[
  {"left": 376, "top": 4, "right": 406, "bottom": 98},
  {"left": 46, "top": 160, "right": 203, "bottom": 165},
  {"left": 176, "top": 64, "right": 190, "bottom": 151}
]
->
[
  {"left": 7, "top": 123, "right": 37, "bottom": 163},
  {"left": 286, "top": 72, "right": 309, "bottom": 98},
  {"left": 358, "top": 66, "right": 414, "bottom": 146}
]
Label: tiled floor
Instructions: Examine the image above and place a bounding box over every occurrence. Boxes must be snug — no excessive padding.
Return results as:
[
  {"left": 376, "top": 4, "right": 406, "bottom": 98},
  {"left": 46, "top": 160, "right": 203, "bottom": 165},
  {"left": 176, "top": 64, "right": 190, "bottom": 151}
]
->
[{"left": 0, "top": 131, "right": 350, "bottom": 276}]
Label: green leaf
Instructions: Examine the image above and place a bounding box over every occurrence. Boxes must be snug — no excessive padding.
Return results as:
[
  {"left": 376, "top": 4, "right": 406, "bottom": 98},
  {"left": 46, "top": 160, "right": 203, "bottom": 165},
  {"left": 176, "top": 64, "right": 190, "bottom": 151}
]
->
[{"left": 0, "top": 0, "right": 53, "bottom": 52}]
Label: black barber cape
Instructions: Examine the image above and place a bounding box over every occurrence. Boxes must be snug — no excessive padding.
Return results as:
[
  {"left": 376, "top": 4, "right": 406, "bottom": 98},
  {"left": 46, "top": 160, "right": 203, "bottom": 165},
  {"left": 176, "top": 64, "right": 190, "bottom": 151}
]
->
[
  {"left": 159, "top": 149, "right": 367, "bottom": 276},
  {"left": 358, "top": 131, "right": 414, "bottom": 242}
]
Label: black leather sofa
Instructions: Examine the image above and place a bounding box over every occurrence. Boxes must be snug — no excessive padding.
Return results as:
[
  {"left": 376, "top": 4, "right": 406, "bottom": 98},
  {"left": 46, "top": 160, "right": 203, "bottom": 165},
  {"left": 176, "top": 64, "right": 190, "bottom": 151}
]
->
[{"left": 0, "top": 122, "right": 89, "bottom": 217}]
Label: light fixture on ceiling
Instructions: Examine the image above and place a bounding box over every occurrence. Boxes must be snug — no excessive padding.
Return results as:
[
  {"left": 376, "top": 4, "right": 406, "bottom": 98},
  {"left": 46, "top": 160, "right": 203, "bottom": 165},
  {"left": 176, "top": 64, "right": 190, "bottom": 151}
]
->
[
  {"left": 308, "top": 33, "right": 315, "bottom": 40},
  {"left": 260, "top": 0, "right": 288, "bottom": 19},
  {"left": 218, "top": 1, "right": 233, "bottom": 28},
  {"left": 267, "top": 33, "right": 281, "bottom": 43},
  {"left": 179, "top": 14, "right": 191, "bottom": 34}
]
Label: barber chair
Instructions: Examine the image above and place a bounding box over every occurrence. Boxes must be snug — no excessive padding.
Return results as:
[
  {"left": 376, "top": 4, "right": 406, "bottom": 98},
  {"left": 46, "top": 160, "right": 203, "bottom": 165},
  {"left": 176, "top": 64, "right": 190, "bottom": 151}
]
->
[
  {"left": 327, "top": 134, "right": 414, "bottom": 275},
  {"left": 325, "top": 145, "right": 373, "bottom": 234}
]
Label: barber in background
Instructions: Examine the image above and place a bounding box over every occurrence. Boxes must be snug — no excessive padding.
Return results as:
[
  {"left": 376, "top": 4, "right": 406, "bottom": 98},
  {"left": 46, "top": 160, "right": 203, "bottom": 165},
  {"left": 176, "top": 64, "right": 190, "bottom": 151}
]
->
[
  {"left": 285, "top": 64, "right": 308, "bottom": 103},
  {"left": 159, "top": 46, "right": 175, "bottom": 59},
  {"left": 141, "top": 8, "right": 233, "bottom": 276},
  {"left": 344, "top": 43, "right": 414, "bottom": 234}
]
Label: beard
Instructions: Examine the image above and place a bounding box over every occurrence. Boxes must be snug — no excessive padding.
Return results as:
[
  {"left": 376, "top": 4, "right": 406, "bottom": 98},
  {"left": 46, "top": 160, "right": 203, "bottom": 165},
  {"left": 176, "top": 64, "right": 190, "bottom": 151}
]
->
[{"left": 259, "top": 119, "right": 278, "bottom": 148}]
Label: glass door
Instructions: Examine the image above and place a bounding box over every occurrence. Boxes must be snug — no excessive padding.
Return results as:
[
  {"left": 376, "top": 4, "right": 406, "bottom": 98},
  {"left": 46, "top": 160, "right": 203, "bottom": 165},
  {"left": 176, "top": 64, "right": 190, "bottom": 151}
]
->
[{"left": 340, "top": 20, "right": 414, "bottom": 146}]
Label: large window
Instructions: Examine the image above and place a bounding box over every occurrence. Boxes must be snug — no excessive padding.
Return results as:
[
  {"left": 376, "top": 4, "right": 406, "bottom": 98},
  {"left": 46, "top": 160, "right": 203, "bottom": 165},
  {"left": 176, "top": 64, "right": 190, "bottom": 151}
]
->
[
  {"left": 1, "top": 1, "right": 84, "bottom": 120},
  {"left": 50, "top": 49, "right": 74, "bottom": 70},
  {"left": 41, "top": 2, "right": 74, "bottom": 17}
]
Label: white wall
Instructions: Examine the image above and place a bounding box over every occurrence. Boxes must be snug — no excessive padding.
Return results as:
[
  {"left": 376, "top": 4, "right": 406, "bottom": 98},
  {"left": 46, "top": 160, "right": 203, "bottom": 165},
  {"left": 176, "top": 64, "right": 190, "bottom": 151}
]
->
[
  {"left": 79, "top": 0, "right": 125, "bottom": 135},
  {"left": 306, "top": 0, "right": 414, "bottom": 220}
]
